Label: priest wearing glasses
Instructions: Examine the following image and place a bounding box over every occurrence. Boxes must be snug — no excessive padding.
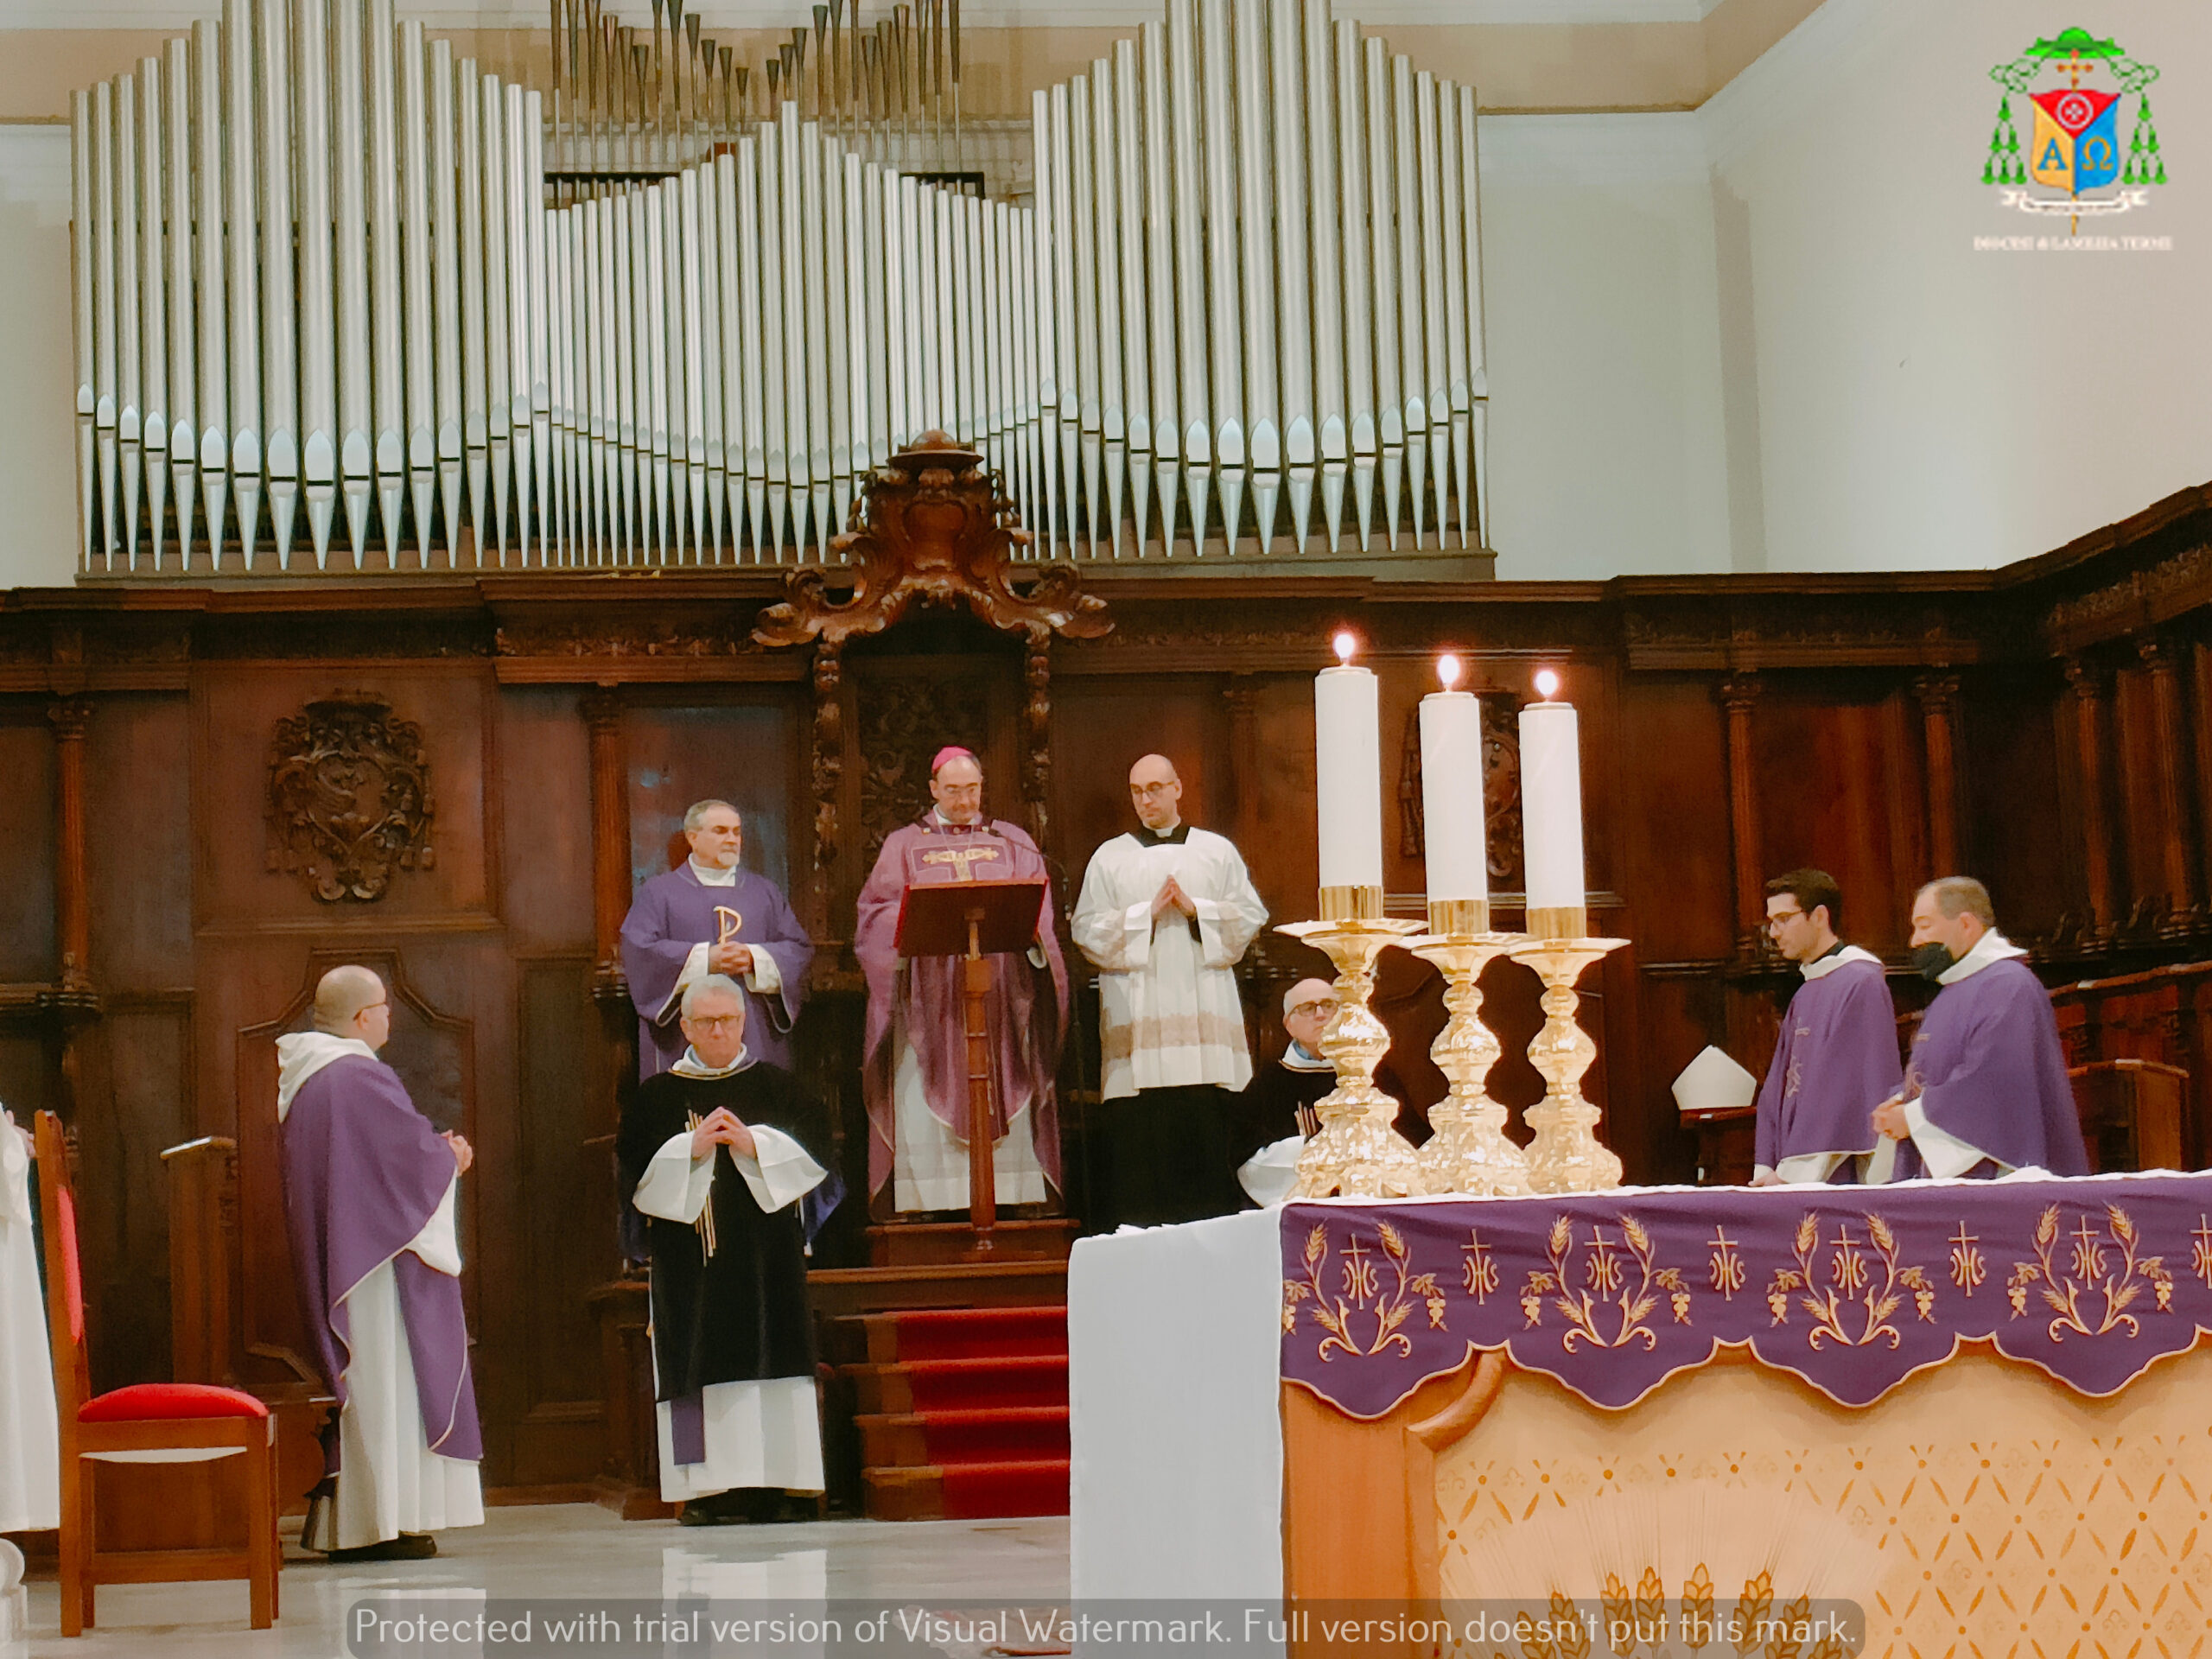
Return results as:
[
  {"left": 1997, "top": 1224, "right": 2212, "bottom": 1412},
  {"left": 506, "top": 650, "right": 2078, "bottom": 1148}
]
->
[
  {"left": 618, "top": 975, "right": 835, "bottom": 1523},
  {"left": 1751, "top": 868, "right": 1904, "bottom": 1186}
]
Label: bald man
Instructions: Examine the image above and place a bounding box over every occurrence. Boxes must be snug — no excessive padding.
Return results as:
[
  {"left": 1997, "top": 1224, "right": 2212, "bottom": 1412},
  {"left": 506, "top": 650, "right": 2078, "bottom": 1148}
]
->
[
  {"left": 277, "top": 966, "right": 484, "bottom": 1560},
  {"left": 1073, "top": 755, "right": 1268, "bottom": 1229}
]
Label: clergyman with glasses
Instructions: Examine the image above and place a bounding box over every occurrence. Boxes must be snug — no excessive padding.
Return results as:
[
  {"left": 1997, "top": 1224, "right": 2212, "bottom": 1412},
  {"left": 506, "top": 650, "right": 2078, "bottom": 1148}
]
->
[
  {"left": 1751, "top": 868, "right": 1904, "bottom": 1185},
  {"left": 1230, "top": 978, "right": 1343, "bottom": 1208},
  {"left": 1072, "top": 753, "right": 1269, "bottom": 1230},
  {"left": 616, "top": 975, "right": 835, "bottom": 1524}
]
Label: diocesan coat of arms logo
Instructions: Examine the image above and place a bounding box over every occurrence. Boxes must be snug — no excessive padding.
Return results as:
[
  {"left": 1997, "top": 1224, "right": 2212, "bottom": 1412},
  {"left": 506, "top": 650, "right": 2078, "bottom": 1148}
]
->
[{"left": 1984, "top": 28, "right": 2164, "bottom": 223}]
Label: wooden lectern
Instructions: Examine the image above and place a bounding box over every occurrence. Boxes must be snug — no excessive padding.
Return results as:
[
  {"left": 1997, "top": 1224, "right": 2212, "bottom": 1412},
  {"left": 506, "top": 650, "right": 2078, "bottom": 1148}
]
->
[{"left": 894, "top": 875, "right": 1048, "bottom": 1252}]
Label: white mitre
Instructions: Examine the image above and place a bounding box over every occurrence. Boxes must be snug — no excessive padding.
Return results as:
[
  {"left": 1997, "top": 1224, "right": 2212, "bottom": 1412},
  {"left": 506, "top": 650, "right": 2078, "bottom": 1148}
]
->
[{"left": 1671, "top": 1045, "right": 1757, "bottom": 1116}]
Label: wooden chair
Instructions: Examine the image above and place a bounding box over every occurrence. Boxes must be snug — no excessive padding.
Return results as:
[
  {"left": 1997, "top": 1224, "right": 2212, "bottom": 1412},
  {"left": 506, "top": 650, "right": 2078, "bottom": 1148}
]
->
[
  {"left": 34, "top": 1111, "right": 279, "bottom": 1637},
  {"left": 2069, "top": 1059, "right": 2190, "bottom": 1173}
]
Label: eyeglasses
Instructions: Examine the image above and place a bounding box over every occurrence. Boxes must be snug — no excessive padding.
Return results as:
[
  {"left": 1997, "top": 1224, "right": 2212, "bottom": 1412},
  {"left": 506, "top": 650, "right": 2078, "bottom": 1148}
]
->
[
  {"left": 687, "top": 1014, "right": 744, "bottom": 1031},
  {"left": 1764, "top": 909, "right": 1803, "bottom": 931},
  {"left": 1287, "top": 1000, "right": 1334, "bottom": 1020}
]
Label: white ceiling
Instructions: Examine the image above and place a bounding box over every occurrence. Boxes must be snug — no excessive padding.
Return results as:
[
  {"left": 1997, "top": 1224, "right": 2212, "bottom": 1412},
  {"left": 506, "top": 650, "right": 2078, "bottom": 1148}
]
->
[{"left": 2, "top": 0, "right": 1734, "bottom": 31}]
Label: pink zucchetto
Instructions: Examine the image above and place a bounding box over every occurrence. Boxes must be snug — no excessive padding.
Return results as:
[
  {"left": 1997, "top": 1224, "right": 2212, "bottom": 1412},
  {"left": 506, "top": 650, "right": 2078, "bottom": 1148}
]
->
[{"left": 931, "top": 746, "right": 978, "bottom": 778}]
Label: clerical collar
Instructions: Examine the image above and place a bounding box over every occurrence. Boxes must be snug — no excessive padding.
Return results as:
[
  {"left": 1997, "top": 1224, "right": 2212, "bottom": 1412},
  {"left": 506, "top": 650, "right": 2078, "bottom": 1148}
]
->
[
  {"left": 1133, "top": 821, "right": 1191, "bottom": 845},
  {"left": 1800, "top": 943, "right": 1879, "bottom": 982},
  {"left": 1282, "top": 1041, "right": 1332, "bottom": 1072},
  {"left": 927, "top": 809, "right": 989, "bottom": 834},
  {"left": 1937, "top": 930, "right": 2028, "bottom": 987},
  {"left": 671, "top": 1046, "right": 755, "bottom": 1079},
  {"left": 688, "top": 857, "right": 738, "bottom": 888}
]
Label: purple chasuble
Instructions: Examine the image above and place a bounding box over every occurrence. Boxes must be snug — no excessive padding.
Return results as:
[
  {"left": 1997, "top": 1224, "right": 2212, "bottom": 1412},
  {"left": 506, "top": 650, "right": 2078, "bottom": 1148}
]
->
[
  {"left": 620, "top": 863, "right": 815, "bottom": 1077},
  {"left": 1891, "top": 957, "right": 2089, "bottom": 1180},
  {"left": 854, "top": 816, "right": 1068, "bottom": 1196},
  {"left": 1753, "top": 954, "right": 1904, "bottom": 1173},
  {"left": 280, "top": 1055, "right": 483, "bottom": 1471}
]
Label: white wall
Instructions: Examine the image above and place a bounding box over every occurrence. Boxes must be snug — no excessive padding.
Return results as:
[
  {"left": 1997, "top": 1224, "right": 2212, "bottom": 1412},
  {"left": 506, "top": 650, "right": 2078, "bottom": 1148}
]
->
[
  {"left": 1708, "top": 0, "right": 2212, "bottom": 571},
  {"left": 1478, "top": 113, "right": 1735, "bottom": 578},
  {"left": 0, "top": 125, "right": 79, "bottom": 592}
]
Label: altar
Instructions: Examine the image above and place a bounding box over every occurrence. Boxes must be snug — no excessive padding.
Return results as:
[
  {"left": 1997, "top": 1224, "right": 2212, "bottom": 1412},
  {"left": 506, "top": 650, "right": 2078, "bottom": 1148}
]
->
[{"left": 1068, "top": 1172, "right": 2212, "bottom": 1655}]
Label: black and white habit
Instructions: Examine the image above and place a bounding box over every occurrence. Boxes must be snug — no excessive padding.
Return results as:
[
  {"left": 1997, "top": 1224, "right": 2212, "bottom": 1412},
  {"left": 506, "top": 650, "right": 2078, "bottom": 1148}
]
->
[{"left": 617, "top": 1046, "right": 835, "bottom": 1503}]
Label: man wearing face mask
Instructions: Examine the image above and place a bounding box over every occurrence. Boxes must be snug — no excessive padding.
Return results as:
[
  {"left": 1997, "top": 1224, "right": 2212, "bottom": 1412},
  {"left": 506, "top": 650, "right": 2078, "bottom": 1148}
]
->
[{"left": 1867, "top": 877, "right": 2088, "bottom": 1182}]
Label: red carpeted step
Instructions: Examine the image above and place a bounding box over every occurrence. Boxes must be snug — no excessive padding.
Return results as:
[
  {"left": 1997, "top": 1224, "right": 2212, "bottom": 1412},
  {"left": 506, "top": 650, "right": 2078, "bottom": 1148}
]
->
[
  {"left": 938, "top": 1458, "right": 1070, "bottom": 1519},
  {"left": 918, "top": 1405, "right": 1070, "bottom": 1465},
  {"left": 903, "top": 1354, "right": 1068, "bottom": 1413},
  {"left": 889, "top": 1306, "right": 1067, "bottom": 1362}
]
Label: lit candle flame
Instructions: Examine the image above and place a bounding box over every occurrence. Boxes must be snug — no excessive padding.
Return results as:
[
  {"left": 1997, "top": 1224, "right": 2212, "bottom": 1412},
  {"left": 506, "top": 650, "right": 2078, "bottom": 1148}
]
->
[
  {"left": 1437, "top": 653, "right": 1462, "bottom": 690},
  {"left": 1535, "top": 668, "right": 1561, "bottom": 700},
  {"left": 1332, "top": 631, "right": 1357, "bottom": 665}
]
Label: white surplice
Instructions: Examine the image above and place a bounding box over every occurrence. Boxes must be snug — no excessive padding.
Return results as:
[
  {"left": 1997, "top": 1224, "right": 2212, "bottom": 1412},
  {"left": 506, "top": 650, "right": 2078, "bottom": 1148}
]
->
[
  {"left": 0, "top": 1110, "right": 58, "bottom": 1532},
  {"left": 632, "top": 1047, "right": 829, "bottom": 1499},
  {"left": 1072, "top": 826, "right": 1268, "bottom": 1100},
  {"left": 277, "top": 1033, "right": 484, "bottom": 1551}
]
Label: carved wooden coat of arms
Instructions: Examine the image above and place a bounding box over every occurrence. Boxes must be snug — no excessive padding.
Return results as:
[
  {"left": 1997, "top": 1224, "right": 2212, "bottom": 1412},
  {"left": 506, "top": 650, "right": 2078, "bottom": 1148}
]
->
[{"left": 266, "top": 693, "right": 436, "bottom": 902}]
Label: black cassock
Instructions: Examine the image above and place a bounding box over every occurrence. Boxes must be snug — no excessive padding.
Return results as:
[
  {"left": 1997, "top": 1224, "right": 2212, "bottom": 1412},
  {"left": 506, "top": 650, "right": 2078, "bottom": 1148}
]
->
[{"left": 615, "top": 1063, "right": 832, "bottom": 1406}]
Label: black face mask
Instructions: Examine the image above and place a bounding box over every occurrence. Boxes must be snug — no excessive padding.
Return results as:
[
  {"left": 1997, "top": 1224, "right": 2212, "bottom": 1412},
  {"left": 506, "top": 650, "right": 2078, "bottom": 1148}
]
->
[{"left": 1912, "top": 942, "right": 1956, "bottom": 982}]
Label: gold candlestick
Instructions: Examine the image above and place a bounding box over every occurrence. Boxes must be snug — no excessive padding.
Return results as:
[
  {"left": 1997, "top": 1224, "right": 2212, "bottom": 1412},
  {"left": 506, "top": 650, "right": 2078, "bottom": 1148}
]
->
[
  {"left": 1408, "top": 899, "right": 1532, "bottom": 1197},
  {"left": 1507, "top": 932, "right": 1630, "bottom": 1193},
  {"left": 1278, "top": 886, "right": 1424, "bottom": 1199}
]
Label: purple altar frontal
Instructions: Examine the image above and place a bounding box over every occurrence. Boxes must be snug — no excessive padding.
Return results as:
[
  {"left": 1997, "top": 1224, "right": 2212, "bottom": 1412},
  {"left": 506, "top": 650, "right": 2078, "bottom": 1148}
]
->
[{"left": 1281, "top": 1171, "right": 2212, "bottom": 1418}]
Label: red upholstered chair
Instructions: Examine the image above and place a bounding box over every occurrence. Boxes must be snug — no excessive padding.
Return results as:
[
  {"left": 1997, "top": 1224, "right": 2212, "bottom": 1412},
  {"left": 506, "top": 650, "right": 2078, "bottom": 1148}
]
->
[{"left": 33, "top": 1111, "right": 279, "bottom": 1637}]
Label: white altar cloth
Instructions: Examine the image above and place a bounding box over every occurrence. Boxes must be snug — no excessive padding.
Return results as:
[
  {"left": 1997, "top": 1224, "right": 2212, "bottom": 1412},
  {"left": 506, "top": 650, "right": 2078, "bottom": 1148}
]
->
[{"left": 1067, "top": 1208, "right": 1284, "bottom": 1601}]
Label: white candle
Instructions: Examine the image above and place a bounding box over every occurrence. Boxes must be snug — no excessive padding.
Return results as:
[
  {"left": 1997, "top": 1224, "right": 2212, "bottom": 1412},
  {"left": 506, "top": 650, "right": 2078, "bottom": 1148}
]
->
[
  {"left": 1315, "top": 637, "right": 1383, "bottom": 890},
  {"left": 1519, "top": 676, "right": 1585, "bottom": 912},
  {"left": 1419, "top": 656, "right": 1487, "bottom": 902}
]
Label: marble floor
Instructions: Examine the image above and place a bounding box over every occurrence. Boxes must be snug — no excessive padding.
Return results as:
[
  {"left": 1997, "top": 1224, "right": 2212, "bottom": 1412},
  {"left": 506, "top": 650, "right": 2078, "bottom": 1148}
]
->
[{"left": 4, "top": 1506, "right": 1071, "bottom": 1658}]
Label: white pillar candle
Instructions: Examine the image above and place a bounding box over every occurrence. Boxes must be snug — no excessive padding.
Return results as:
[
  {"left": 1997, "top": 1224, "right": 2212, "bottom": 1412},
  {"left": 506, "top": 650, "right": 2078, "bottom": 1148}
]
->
[
  {"left": 1315, "top": 650, "right": 1384, "bottom": 891},
  {"left": 1419, "top": 667, "right": 1487, "bottom": 903},
  {"left": 1519, "top": 690, "right": 1585, "bottom": 912}
]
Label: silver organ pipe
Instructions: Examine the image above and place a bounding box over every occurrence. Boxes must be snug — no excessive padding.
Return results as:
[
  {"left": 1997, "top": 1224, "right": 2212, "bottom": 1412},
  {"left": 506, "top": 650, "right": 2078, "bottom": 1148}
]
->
[
  {"left": 68, "top": 0, "right": 1485, "bottom": 573},
  {"left": 137, "top": 62, "right": 168, "bottom": 570}
]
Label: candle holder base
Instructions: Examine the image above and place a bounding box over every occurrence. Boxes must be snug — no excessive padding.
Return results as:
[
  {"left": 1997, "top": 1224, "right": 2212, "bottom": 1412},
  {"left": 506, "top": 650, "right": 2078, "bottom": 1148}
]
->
[
  {"left": 1507, "top": 935, "right": 1630, "bottom": 1194},
  {"left": 1276, "top": 910, "right": 1425, "bottom": 1200},
  {"left": 1408, "top": 930, "right": 1533, "bottom": 1197}
]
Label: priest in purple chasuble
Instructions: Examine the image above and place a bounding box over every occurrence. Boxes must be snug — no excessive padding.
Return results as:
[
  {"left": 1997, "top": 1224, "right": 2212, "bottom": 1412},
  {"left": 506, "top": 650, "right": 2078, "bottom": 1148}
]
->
[
  {"left": 1870, "top": 877, "right": 2090, "bottom": 1183},
  {"left": 277, "top": 966, "right": 483, "bottom": 1560},
  {"left": 620, "top": 798, "right": 816, "bottom": 1077},
  {"left": 854, "top": 747, "right": 1069, "bottom": 1211},
  {"left": 1751, "top": 869, "right": 1904, "bottom": 1185}
]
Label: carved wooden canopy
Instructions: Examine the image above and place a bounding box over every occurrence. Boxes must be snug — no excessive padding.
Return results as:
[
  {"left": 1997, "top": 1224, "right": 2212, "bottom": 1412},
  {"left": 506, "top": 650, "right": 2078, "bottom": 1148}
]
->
[{"left": 752, "top": 433, "right": 1113, "bottom": 650}]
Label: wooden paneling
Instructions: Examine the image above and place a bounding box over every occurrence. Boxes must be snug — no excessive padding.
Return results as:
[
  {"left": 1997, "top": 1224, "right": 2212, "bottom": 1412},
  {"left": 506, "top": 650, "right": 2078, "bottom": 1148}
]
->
[
  {"left": 1616, "top": 676, "right": 1732, "bottom": 963},
  {"left": 86, "top": 696, "right": 194, "bottom": 989},
  {"left": 512, "top": 954, "right": 608, "bottom": 1485},
  {"left": 0, "top": 709, "right": 57, "bottom": 982},
  {"left": 1050, "top": 677, "right": 1231, "bottom": 892},
  {"left": 190, "top": 664, "right": 498, "bottom": 925},
  {"left": 624, "top": 696, "right": 802, "bottom": 899},
  {"left": 69, "top": 999, "right": 193, "bottom": 1393},
  {"left": 499, "top": 688, "right": 595, "bottom": 955}
]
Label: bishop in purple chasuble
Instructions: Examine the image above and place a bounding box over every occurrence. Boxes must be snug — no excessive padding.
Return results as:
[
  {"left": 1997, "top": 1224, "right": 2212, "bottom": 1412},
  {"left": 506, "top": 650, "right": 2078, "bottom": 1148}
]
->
[{"left": 854, "top": 813, "right": 1068, "bottom": 1201}]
